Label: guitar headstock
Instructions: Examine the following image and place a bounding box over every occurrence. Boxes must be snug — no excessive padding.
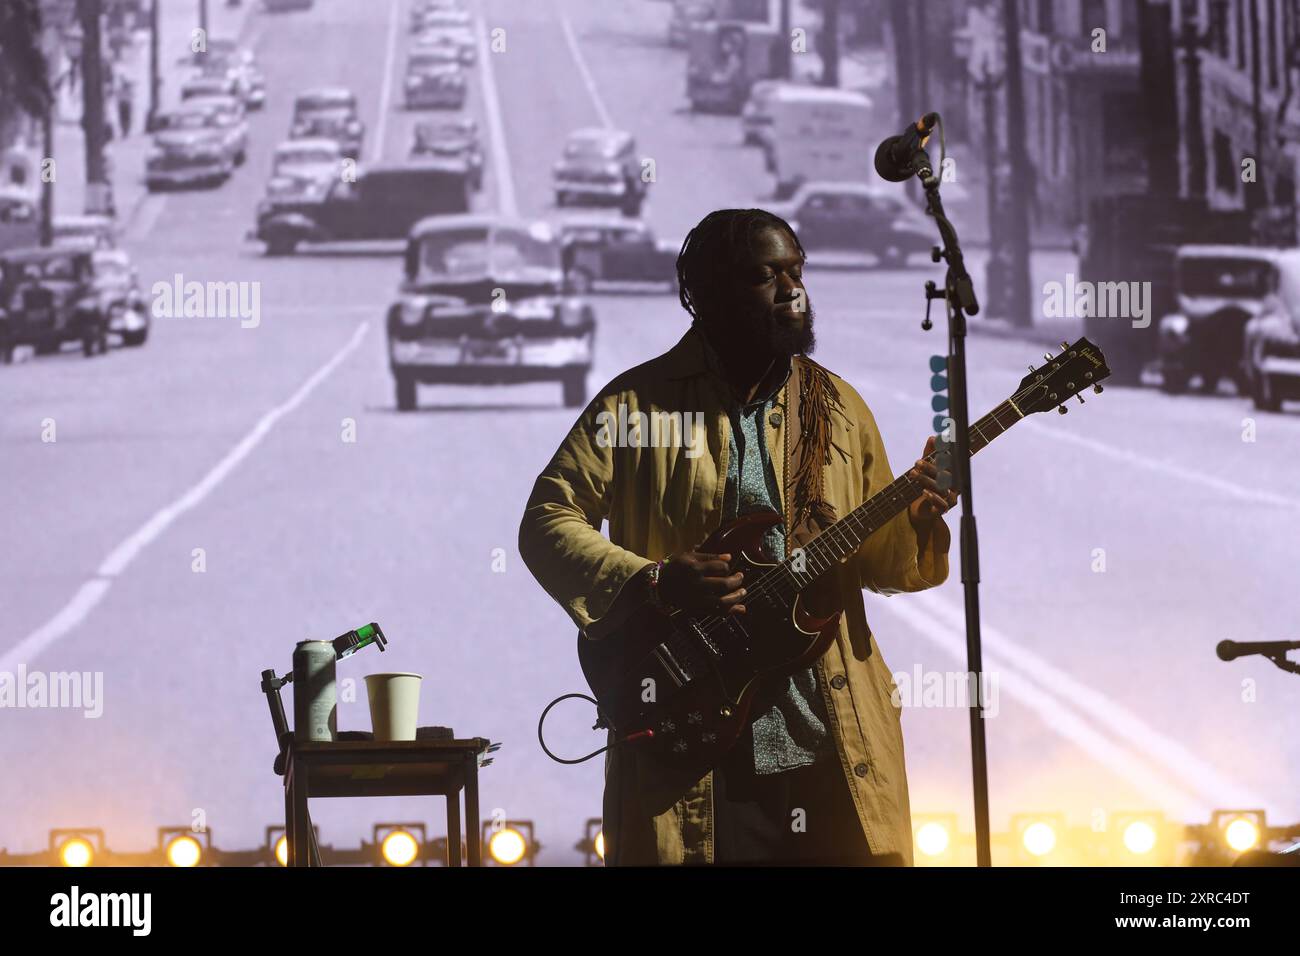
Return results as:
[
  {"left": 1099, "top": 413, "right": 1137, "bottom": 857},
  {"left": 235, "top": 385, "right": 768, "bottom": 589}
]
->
[{"left": 1015, "top": 337, "right": 1111, "bottom": 415}]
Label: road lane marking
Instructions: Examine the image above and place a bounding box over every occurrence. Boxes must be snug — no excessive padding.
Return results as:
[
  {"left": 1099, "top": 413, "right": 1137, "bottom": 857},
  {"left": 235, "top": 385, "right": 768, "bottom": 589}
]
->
[
  {"left": 556, "top": 0, "right": 614, "bottom": 129},
  {"left": 904, "top": 591, "right": 1279, "bottom": 812},
  {"left": 0, "top": 322, "right": 371, "bottom": 674},
  {"left": 371, "top": 0, "right": 402, "bottom": 164},
  {"left": 879, "top": 594, "right": 1211, "bottom": 818},
  {"left": 476, "top": 0, "right": 518, "bottom": 216}
]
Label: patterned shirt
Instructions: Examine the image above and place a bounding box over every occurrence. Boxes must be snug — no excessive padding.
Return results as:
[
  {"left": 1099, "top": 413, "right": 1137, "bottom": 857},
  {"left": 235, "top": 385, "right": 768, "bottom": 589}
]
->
[{"left": 705, "top": 337, "right": 833, "bottom": 775}]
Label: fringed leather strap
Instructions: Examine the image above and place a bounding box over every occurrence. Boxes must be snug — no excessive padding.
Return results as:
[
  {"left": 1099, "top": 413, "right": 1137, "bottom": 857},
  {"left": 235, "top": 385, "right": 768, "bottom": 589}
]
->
[{"left": 785, "top": 355, "right": 850, "bottom": 547}]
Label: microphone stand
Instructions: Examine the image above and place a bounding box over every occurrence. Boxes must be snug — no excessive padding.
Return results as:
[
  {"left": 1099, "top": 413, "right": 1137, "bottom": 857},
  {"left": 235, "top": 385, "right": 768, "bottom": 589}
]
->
[{"left": 909, "top": 145, "right": 993, "bottom": 868}]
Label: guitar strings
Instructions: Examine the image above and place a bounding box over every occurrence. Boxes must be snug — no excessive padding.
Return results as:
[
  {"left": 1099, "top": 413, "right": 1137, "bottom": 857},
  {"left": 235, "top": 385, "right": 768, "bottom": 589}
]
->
[{"left": 690, "top": 363, "right": 1080, "bottom": 635}]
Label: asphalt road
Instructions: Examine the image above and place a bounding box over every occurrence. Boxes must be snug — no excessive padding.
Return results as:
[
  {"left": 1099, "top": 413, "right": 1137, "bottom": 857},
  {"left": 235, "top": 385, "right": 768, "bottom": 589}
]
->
[{"left": 1, "top": 0, "right": 1297, "bottom": 865}]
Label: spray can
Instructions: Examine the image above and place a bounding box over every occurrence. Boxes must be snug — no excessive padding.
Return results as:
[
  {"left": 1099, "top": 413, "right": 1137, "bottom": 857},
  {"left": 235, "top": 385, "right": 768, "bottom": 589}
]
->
[{"left": 293, "top": 640, "right": 337, "bottom": 743}]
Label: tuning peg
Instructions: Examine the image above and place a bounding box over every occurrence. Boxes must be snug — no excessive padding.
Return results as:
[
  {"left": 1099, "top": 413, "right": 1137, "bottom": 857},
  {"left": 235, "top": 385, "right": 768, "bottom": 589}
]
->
[
  {"left": 1061, "top": 341, "right": 1070, "bottom": 351},
  {"left": 1075, "top": 393, "right": 1085, "bottom": 404},
  {"left": 1043, "top": 353, "right": 1053, "bottom": 362},
  {"left": 1027, "top": 365, "right": 1036, "bottom": 374},
  {"left": 1057, "top": 405, "right": 1068, "bottom": 414},
  {"left": 1093, "top": 384, "right": 1104, "bottom": 394}
]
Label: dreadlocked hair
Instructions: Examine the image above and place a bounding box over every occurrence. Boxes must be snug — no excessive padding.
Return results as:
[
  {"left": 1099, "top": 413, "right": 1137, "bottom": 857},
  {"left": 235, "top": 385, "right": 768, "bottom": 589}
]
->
[{"left": 675, "top": 208, "right": 805, "bottom": 321}]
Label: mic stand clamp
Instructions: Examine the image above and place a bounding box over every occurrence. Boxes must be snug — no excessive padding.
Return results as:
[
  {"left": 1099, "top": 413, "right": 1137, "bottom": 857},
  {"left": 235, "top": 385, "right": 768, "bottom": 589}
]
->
[{"left": 910, "top": 146, "right": 993, "bottom": 868}]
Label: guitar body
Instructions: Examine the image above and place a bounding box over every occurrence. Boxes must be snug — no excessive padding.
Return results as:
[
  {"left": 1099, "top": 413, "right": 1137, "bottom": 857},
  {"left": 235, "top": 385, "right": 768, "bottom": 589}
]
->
[{"left": 577, "top": 509, "right": 841, "bottom": 777}]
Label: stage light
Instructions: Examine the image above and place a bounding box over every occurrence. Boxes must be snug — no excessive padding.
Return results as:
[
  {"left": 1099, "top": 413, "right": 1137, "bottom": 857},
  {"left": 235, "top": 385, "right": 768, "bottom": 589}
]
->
[
  {"left": 1010, "top": 814, "right": 1067, "bottom": 864},
  {"left": 265, "top": 824, "right": 320, "bottom": 867},
  {"left": 372, "top": 823, "right": 427, "bottom": 867},
  {"left": 165, "top": 835, "right": 203, "bottom": 867},
  {"left": 275, "top": 835, "right": 288, "bottom": 866},
  {"left": 49, "top": 829, "right": 104, "bottom": 868},
  {"left": 60, "top": 837, "right": 94, "bottom": 868},
  {"left": 1209, "top": 810, "right": 1267, "bottom": 858},
  {"left": 917, "top": 822, "right": 950, "bottom": 856},
  {"left": 382, "top": 830, "right": 420, "bottom": 867},
  {"left": 1023, "top": 822, "right": 1056, "bottom": 856},
  {"left": 483, "top": 820, "right": 537, "bottom": 866},
  {"left": 1224, "top": 818, "right": 1260, "bottom": 852},
  {"left": 577, "top": 818, "right": 604, "bottom": 866},
  {"left": 157, "top": 827, "right": 212, "bottom": 867},
  {"left": 489, "top": 828, "right": 526, "bottom": 864},
  {"left": 1123, "top": 820, "right": 1157, "bottom": 855},
  {"left": 911, "top": 813, "right": 960, "bottom": 864}
]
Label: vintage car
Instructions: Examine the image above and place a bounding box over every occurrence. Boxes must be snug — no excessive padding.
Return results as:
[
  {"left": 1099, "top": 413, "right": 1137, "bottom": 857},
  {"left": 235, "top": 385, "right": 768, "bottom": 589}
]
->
[
  {"left": 291, "top": 88, "right": 365, "bottom": 160},
  {"left": 767, "top": 181, "right": 933, "bottom": 267},
  {"left": 553, "top": 128, "right": 647, "bottom": 216},
  {"left": 414, "top": 25, "right": 476, "bottom": 65},
  {"left": 251, "top": 161, "right": 472, "bottom": 255},
  {"left": 268, "top": 138, "right": 344, "bottom": 193},
  {"left": 387, "top": 215, "right": 595, "bottom": 410},
  {"left": 0, "top": 246, "right": 112, "bottom": 359},
  {"left": 410, "top": 118, "right": 482, "bottom": 190},
  {"left": 52, "top": 214, "right": 118, "bottom": 250},
  {"left": 180, "top": 72, "right": 240, "bottom": 103},
  {"left": 404, "top": 58, "right": 467, "bottom": 110},
  {"left": 91, "top": 247, "right": 149, "bottom": 346},
  {"left": 145, "top": 104, "right": 241, "bottom": 189},
  {"left": 0, "top": 190, "right": 39, "bottom": 254},
  {"left": 1156, "top": 245, "right": 1280, "bottom": 395},
  {"left": 1241, "top": 248, "right": 1300, "bottom": 411},
  {"left": 198, "top": 56, "right": 266, "bottom": 111},
  {"left": 556, "top": 215, "right": 679, "bottom": 293},
  {"left": 411, "top": 5, "right": 472, "bottom": 33}
]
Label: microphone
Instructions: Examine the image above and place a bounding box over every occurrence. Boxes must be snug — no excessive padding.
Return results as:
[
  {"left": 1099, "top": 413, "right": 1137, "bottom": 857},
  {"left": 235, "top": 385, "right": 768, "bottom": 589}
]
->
[
  {"left": 1216, "top": 639, "right": 1300, "bottom": 661},
  {"left": 874, "top": 112, "right": 940, "bottom": 182}
]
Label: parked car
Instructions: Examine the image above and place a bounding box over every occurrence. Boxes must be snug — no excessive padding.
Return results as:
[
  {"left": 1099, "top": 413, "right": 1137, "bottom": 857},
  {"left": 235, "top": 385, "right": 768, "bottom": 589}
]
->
[
  {"left": 767, "top": 181, "right": 933, "bottom": 267},
  {"left": 92, "top": 248, "right": 149, "bottom": 346},
  {"left": 1237, "top": 248, "right": 1300, "bottom": 410},
  {"left": 51, "top": 214, "right": 117, "bottom": 250},
  {"left": 291, "top": 88, "right": 365, "bottom": 160},
  {"left": 411, "top": 6, "right": 472, "bottom": 31},
  {"left": 198, "top": 56, "right": 266, "bottom": 111},
  {"left": 0, "top": 246, "right": 111, "bottom": 359},
  {"left": 387, "top": 215, "right": 595, "bottom": 410},
  {"left": 409, "top": 0, "right": 465, "bottom": 30},
  {"left": 553, "top": 128, "right": 647, "bottom": 216},
  {"left": 556, "top": 215, "right": 679, "bottom": 293},
  {"left": 410, "top": 118, "right": 482, "bottom": 190},
  {"left": 1156, "top": 245, "right": 1279, "bottom": 395},
  {"left": 251, "top": 161, "right": 472, "bottom": 255},
  {"left": 145, "top": 104, "right": 240, "bottom": 189},
  {"left": 404, "top": 60, "right": 467, "bottom": 110}
]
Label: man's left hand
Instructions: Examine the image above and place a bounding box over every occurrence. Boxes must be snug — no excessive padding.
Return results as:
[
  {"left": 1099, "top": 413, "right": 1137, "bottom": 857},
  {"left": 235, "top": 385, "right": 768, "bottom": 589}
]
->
[{"left": 907, "top": 435, "right": 958, "bottom": 530}]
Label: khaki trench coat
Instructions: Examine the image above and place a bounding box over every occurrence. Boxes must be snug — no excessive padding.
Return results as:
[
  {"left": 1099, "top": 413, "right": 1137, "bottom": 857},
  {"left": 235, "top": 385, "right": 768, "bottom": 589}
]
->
[{"left": 519, "top": 326, "right": 950, "bottom": 865}]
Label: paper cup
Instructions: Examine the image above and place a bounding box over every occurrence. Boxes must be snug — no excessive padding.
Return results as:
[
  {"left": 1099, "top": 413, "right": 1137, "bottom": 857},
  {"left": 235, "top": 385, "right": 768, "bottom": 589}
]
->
[{"left": 364, "top": 673, "right": 423, "bottom": 741}]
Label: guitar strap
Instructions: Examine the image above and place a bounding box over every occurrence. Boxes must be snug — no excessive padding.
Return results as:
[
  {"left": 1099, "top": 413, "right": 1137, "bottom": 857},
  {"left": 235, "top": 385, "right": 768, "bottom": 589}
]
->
[{"left": 784, "top": 355, "right": 851, "bottom": 551}]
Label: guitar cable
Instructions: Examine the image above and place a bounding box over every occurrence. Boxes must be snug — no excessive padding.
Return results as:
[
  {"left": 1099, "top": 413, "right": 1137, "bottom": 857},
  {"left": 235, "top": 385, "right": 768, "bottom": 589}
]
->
[{"left": 538, "top": 692, "right": 651, "bottom": 764}]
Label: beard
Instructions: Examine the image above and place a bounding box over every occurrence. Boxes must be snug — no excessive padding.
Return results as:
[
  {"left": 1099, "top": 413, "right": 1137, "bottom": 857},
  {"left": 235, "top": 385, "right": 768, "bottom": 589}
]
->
[{"left": 759, "top": 301, "right": 816, "bottom": 358}]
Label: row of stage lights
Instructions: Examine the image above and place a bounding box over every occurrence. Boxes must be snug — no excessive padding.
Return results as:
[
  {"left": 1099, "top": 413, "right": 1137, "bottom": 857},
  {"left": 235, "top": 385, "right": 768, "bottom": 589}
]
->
[
  {"left": 4, "top": 812, "right": 1291, "bottom": 867},
  {"left": 911, "top": 810, "right": 1299, "bottom": 866},
  {"left": 0, "top": 820, "right": 582, "bottom": 868}
]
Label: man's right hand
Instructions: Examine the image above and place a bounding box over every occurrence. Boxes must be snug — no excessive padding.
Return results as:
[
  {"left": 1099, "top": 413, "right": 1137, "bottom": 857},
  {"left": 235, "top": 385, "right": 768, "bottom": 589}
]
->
[{"left": 657, "top": 551, "right": 746, "bottom": 616}]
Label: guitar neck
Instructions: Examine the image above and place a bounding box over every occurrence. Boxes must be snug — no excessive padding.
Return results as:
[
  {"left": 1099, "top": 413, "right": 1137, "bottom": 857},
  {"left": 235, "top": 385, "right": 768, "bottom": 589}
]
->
[{"left": 788, "top": 398, "right": 1023, "bottom": 583}]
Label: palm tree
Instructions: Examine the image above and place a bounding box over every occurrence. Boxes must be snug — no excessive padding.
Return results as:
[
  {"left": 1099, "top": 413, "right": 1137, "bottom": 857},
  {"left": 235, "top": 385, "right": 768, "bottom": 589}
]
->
[{"left": 0, "top": 0, "right": 53, "bottom": 120}]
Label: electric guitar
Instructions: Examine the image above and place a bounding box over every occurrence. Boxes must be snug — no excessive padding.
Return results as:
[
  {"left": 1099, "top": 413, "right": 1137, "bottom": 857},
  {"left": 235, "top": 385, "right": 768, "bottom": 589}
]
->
[{"left": 577, "top": 337, "right": 1110, "bottom": 776}]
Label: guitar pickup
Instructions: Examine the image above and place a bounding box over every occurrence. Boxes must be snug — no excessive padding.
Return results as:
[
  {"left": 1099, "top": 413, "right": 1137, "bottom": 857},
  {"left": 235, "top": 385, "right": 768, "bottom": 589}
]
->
[{"left": 652, "top": 643, "right": 692, "bottom": 688}]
